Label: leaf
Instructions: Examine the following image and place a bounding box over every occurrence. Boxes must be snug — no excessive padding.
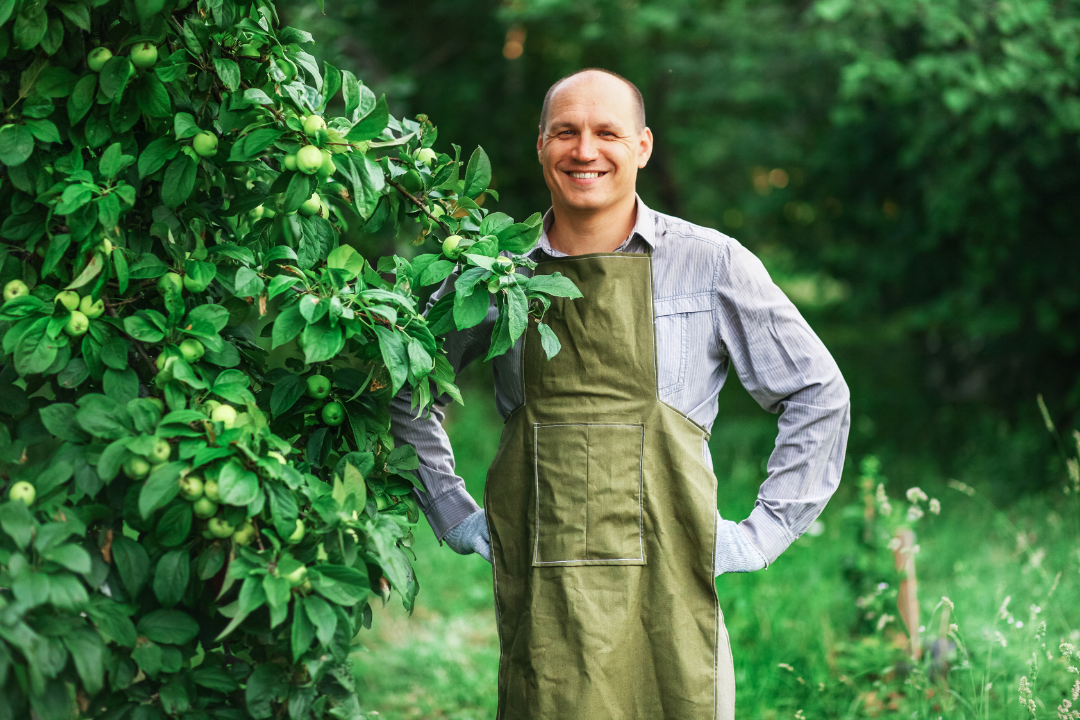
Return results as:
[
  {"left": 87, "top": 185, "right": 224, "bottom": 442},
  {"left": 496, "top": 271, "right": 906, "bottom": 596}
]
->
[
  {"left": 300, "top": 321, "right": 344, "bottom": 364},
  {"left": 527, "top": 272, "right": 584, "bottom": 299},
  {"left": 161, "top": 155, "right": 197, "bottom": 207},
  {"left": 303, "top": 595, "right": 337, "bottom": 645},
  {"left": 270, "top": 374, "right": 304, "bottom": 416},
  {"left": 453, "top": 285, "right": 491, "bottom": 331},
  {"left": 112, "top": 536, "right": 150, "bottom": 597},
  {"left": 61, "top": 629, "right": 106, "bottom": 695},
  {"left": 463, "top": 146, "right": 492, "bottom": 198},
  {"left": 507, "top": 284, "right": 530, "bottom": 342},
  {"left": 155, "top": 502, "right": 192, "bottom": 547},
  {"left": 418, "top": 259, "right": 456, "bottom": 287},
  {"left": 272, "top": 303, "right": 305, "bottom": 348},
  {"left": 138, "top": 609, "right": 199, "bottom": 644},
  {"left": 213, "top": 58, "right": 241, "bottom": 91},
  {"left": 39, "top": 403, "right": 86, "bottom": 442},
  {"left": 537, "top": 322, "right": 563, "bottom": 360},
  {"left": 68, "top": 74, "right": 97, "bottom": 125},
  {"left": 14, "top": 318, "right": 63, "bottom": 375},
  {"left": 187, "top": 304, "right": 230, "bottom": 332},
  {"left": 0, "top": 125, "right": 34, "bottom": 167},
  {"left": 234, "top": 267, "right": 264, "bottom": 296},
  {"left": 291, "top": 597, "right": 315, "bottom": 661},
  {"left": 245, "top": 663, "right": 287, "bottom": 718},
  {"left": 0, "top": 500, "right": 33, "bottom": 549},
  {"left": 218, "top": 459, "right": 259, "bottom": 506},
  {"left": 347, "top": 95, "right": 389, "bottom": 142},
  {"left": 265, "top": 482, "right": 298, "bottom": 539},
  {"left": 297, "top": 215, "right": 334, "bottom": 269},
  {"left": 336, "top": 153, "right": 385, "bottom": 218},
  {"left": 191, "top": 667, "right": 240, "bottom": 693},
  {"left": 75, "top": 394, "right": 131, "bottom": 439},
  {"left": 98, "top": 55, "right": 133, "bottom": 100},
  {"left": 65, "top": 252, "right": 104, "bottom": 290},
  {"left": 373, "top": 326, "right": 408, "bottom": 395},
  {"left": 124, "top": 314, "right": 165, "bottom": 342},
  {"left": 139, "top": 462, "right": 184, "bottom": 519},
  {"left": 215, "top": 576, "right": 266, "bottom": 640},
  {"left": 138, "top": 137, "right": 179, "bottom": 177},
  {"left": 153, "top": 550, "right": 190, "bottom": 608},
  {"left": 41, "top": 543, "right": 92, "bottom": 574}
]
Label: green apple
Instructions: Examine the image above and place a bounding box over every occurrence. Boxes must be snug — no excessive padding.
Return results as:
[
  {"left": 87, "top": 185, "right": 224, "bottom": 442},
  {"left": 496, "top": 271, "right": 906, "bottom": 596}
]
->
[
  {"left": 179, "top": 474, "right": 203, "bottom": 500},
  {"left": 494, "top": 256, "right": 515, "bottom": 275},
  {"left": 203, "top": 479, "right": 221, "bottom": 502},
  {"left": 55, "top": 291, "right": 80, "bottom": 311},
  {"left": 124, "top": 456, "right": 151, "bottom": 480},
  {"left": 287, "top": 519, "right": 305, "bottom": 544},
  {"left": 401, "top": 169, "right": 422, "bottom": 194},
  {"left": 9, "top": 481, "right": 35, "bottom": 505},
  {"left": 273, "top": 56, "right": 297, "bottom": 81},
  {"left": 303, "top": 115, "right": 326, "bottom": 135},
  {"left": 299, "top": 192, "right": 321, "bottom": 216},
  {"left": 208, "top": 517, "right": 235, "bottom": 538},
  {"left": 192, "top": 132, "right": 218, "bottom": 157},
  {"left": 238, "top": 43, "right": 261, "bottom": 59},
  {"left": 441, "top": 235, "right": 465, "bottom": 259},
  {"left": 321, "top": 401, "right": 345, "bottom": 426},
  {"left": 284, "top": 565, "right": 307, "bottom": 587},
  {"left": 415, "top": 148, "right": 438, "bottom": 166},
  {"left": 158, "top": 272, "right": 183, "bottom": 295},
  {"left": 79, "top": 295, "right": 105, "bottom": 319},
  {"left": 150, "top": 439, "right": 171, "bottom": 463},
  {"left": 249, "top": 205, "right": 265, "bottom": 219},
  {"left": 487, "top": 276, "right": 503, "bottom": 294},
  {"left": 87, "top": 47, "right": 112, "bottom": 72},
  {"left": 3, "top": 280, "right": 28, "bottom": 301},
  {"left": 65, "top": 310, "right": 90, "bottom": 336},
  {"left": 98, "top": 238, "right": 113, "bottom": 255},
  {"left": 203, "top": 399, "right": 221, "bottom": 413},
  {"left": 211, "top": 405, "right": 238, "bottom": 427},
  {"left": 193, "top": 497, "right": 218, "bottom": 518},
  {"left": 283, "top": 154, "right": 297, "bottom": 171},
  {"left": 179, "top": 339, "right": 205, "bottom": 362},
  {"left": 316, "top": 150, "right": 336, "bottom": 180},
  {"left": 267, "top": 451, "right": 286, "bottom": 464},
  {"left": 306, "top": 375, "right": 331, "bottom": 399},
  {"left": 295, "top": 145, "right": 322, "bottom": 175},
  {"left": 147, "top": 397, "right": 165, "bottom": 414},
  {"left": 130, "top": 42, "right": 158, "bottom": 69},
  {"left": 232, "top": 521, "right": 256, "bottom": 545}
]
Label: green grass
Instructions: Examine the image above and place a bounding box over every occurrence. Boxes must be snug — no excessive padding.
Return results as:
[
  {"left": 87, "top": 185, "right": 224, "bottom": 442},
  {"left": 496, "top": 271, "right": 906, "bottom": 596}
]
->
[{"left": 352, "top": 365, "right": 1080, "bottom": 719}]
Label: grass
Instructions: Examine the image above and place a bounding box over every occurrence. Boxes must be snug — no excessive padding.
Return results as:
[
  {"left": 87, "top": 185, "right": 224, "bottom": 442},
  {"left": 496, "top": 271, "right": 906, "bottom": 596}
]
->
[{"left": 352, "top": 364, "right": 1080, "bottom": 719}]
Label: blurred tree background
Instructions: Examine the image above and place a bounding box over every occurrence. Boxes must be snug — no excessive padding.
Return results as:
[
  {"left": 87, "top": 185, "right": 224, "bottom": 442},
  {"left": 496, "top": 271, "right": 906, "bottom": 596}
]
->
[{"left": 281, "top": 0, "right": 1080, "bottom": 500}]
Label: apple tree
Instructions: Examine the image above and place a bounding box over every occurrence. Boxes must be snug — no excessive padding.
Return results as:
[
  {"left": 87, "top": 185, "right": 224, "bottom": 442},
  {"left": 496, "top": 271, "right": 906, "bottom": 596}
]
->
[{"left": 0, "top": 0, "right": 580, "bottom": 717}]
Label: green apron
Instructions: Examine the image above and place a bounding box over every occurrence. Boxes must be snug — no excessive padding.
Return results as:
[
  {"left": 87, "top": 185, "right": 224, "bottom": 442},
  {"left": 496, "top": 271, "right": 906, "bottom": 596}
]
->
[{"left": 484, "top": 252, "right": 736, "bottom": 720}]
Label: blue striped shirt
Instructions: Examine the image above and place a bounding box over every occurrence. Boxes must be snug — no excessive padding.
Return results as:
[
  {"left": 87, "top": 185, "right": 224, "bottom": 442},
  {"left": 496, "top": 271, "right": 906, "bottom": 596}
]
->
[{"left": 390, "top": 196, "right": 851, "bottom": 566}]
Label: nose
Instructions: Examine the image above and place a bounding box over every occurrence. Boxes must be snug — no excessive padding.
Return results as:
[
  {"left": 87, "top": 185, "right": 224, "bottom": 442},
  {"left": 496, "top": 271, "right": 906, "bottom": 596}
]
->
[{"left": 570, "top": 133, "right": 600, "bottom": 163}]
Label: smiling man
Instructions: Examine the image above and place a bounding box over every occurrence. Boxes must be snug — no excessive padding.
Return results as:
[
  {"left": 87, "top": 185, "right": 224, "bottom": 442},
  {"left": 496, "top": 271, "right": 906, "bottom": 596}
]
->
[{"left": 390, "top": 69, "right": 851, "bottom": 719}]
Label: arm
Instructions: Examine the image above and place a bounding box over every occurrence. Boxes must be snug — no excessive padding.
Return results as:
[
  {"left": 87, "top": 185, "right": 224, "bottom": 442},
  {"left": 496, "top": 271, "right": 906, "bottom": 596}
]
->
[
  {"left": 712, "top": 240, "right": 852, "bottom": 567},
  {"left": 388, "top": 276, "right": 495, "bottom": 542}
]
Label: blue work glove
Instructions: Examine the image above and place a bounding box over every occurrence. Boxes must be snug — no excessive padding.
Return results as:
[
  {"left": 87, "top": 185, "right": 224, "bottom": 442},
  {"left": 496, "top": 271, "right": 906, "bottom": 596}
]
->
[
  {"left": 443, "top": 509, "right": 492, "bottom": 564},
  {"left": 714, "top": 510, "right": 766, "bottom": 576}
]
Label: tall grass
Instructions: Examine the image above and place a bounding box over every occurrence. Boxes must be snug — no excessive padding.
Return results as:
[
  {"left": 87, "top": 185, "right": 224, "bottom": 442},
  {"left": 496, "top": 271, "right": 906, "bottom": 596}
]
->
[{"left": 351, "top": 368, "right": 1079, "bottom": 719}]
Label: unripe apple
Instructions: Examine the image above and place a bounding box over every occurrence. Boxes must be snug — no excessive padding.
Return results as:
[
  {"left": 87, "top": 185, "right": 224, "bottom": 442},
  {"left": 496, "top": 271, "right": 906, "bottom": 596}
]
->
[
  {"left": 321, "top": 401, "right": 345, "bottom": 426},
  {"left": 158, "top": 272, "right": 183, "bottom": 295},
  {"left": 179, "top": 338, "right": 204, "bottom": 362},
  {"left": 192, "top": 132, "right": 218, "bottom": 157},
  {"left": 267, "top": 451, "right": 286, "bottom": 464},
  {"left": 441, "top": 235, "right": 465, "bottom": 259},
  {"left": 87, "top": 47, "right": 112, "bottom": 72},
  {"left": 299, "top": 192, "right": 321, "bottom": 216},
  {"left": 193, "top": 497, "right": 218, "bottom": 518},
  {"left": 415, "top": 148, "right": 438, "bottom": 166},
  {"left": 273, "top": 57, "right": 297, "bottom": 81},
  {"left": 9, "top": 481, "right": 35, "bottom": 505},
  {"left": 208, "top": 517, "right": 235, "bottom": 538},
  {"left": 295, "top": 145, "right": 322, "bottom": 175},
  {"left": 494, "top": 256, "right": 515, "bottom": 275},
  {"left": 98, "top": 238, "right": 113, "bottom": 255},
  {"left": 284, "top": 565, "right": 307, "bottom": 586},
  {"left": 3, "top": 280, "right": 28, "bottom": 301},
  {"left": 238, "top": 43, "right": 261, "bottom": 59},
  {"left": 130, "top": 42, "right": 158, "bottom": 69},
  {"left": 302, "top": 115, "right": 326, "bottom": 135},
  {"left": 283, "top": 154, "right": 297, "bottom": 171},
  {"left": 249, "top": 205, "right": 265, "bottom": 219},
  {"left": 316, "top": 150, "right": 336, "bottom": 180},
  {"left": 401, "top": 169, "right": 422, "bottom": 194},
  {"left": 212, "top": 405, "right": 238, "bottom": 427},
  {"left": 203, "top": 479, "right": 221, "bottom": 502},
  {"left": 179, "top": 474, "right": 203, "bottom": 500},
  {"left": 306, "top": 374, "right": 331, "bottom": 399},
  {"left": 65, "top": 310, "right": 90, "bottom": 336},
  {"left": 79, "top": 295, "right": 105, "bottom": 319},
  {"left": 124, "top": 456, "right": 151, "bottom": 480},
  {"left": 232, "top": 520, "right": 256, "bottom": 545},
  {"left": 287, "top": 519, "right": 305, "bottom": 544},
  {"left": 150, "top": 439, "right": 171, "bottom": 463},
  {"left": 55, "top": 291, "right": 80, "bottom": 311}
]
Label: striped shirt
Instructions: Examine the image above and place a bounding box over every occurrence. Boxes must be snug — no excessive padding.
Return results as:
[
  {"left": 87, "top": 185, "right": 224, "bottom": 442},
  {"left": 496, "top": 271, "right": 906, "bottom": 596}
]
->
[{"left": 389, "top": 196, "right": 851, "bottom": 566}]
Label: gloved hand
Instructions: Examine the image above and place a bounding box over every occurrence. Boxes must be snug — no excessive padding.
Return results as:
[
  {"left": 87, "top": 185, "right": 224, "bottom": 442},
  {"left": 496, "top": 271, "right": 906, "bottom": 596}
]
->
[
  {"left": 443, "top": 509, "right": 492, "bottom": 564},
  {"left": 714, "top": 510, "right": 766, "bottom": 576}
]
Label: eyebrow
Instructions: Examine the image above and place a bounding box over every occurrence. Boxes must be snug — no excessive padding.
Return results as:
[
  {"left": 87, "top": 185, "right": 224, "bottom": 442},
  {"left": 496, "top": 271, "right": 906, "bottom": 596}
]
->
[{"left": 547, "top": 120, "right": 628, "bottom": 133}]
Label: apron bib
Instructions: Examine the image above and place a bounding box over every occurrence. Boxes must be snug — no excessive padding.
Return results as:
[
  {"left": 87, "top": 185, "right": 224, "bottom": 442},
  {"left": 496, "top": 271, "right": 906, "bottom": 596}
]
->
[{"left": 484, "top": 253, "right": 735, "bottom": 720}]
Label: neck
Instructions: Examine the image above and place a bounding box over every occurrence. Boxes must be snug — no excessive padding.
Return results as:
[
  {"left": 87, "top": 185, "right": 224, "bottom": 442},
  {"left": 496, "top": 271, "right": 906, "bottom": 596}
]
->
[{"left": 547, "top": 194, "right": 638, "bottom": 255}]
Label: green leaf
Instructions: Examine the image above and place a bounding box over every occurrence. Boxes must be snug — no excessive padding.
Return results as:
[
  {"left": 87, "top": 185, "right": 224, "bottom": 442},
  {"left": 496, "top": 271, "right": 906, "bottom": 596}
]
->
[
  {"left": 0, "top": 500, "right": 33, "bottom": 549},
  {"left": 245, "top": 663, "right": 287, "bottom": 718},
  {"left": 270, "top": 374, "right": 304, "bottom": 416},
  {"left": 136, "top": 73, "right": 172, "bottom": 117},
  {"left": 373, "top": 326, "right": 408, "bottom": 395},
  {"left": 453, "top": 284, "right": 491, "bottom": 331},
  {"left": 103, "top": 368, "right": 139, "bottom": 404},
  {"left": 138, "top": 137, "right": 179, "bottom": 178},
  {"left": 155, "top": 502, "right": 193, "bottom": 547},
  {"left": 161, "top": 155, "right": 197, "bottom": 207},
  {"left": 75, "top": 394, "right": 131, "bottom": 439},
  {"left": 153, "top": 550, "right": 190, "bottom": 607},
  {"left": 13, "top": 7, "right": 47, "bottom": 50},
  {"left": 68, "top": 74, "right": 96, "bottom": 125},
  {"left": 326, "top": 244, "right": 366, "bottom": 279},
  {"left": 138, "top": 609, "right": 199, "bottom": 644},
  {"left": 303, "top": 594, "right": 337, "bottom": 645},
  {"left": 14, "top": 317, "right": 62, "bottom": 375},
  {"left": 507, "top": 284, "right": 529, "bottom": 342},
  {"left": 527, "top": 272, "right": 584, "bottom": 299},
  {"left": 265, "top": 482, "right": 298, "bottom": 539},
  {"left": 301, "top": 321, "right": 344, "bottom": 364},
  {"left": 24, "top": 118, "right": 59, "bottom": 143},
  {"left": 215, "top": 575, "right": 266, "bottom": 640},
  {"left": 234, "top": 267, "right": 264, "bottom": 296},
  {"left": 41, "top": 543, "right": 91, "bottom": 574},
  {"left": 347, "top": 95, "right": 389, "bottom": 142},
  {"left": 61, "top": 629, "right": 106, "bottom": 695},
  {"left": 218, "top": 458, "right": 259, "bottom": 506},
  {"left": 96, "top": 437, "right": 130, "bottom": 481},
  {"left": 212, "top": 58, "right": 241, "bottom": 91},
  {"left": 187, "top": 304, "right": 229, "bottom": 332},
  {"left": 192, "top": 666, "right": 240, "bottom": 692},
  {"left": 123, "top": 313, "right": 165, "bottom": 342},
  {"left": 291, "top": 597, "right": 316, "bottom": 661},
  {"left": 297, "top": 215, "right": 333, "bottom": 269},
  {"left": 98, "top": 56, "right": 133, "bottom": 100},
  {"left": 272, "top": 303, "right": 305, "bottom": 349},
  {"left": 86, "top": 598, "right": 137, "bottom": 647},
  {"left": 39, "top": 403, "right": 86, "bottom": 442},
  {"left": 0, "top": 125, "right": 34, "bottom": 166},
  {"left": 112, "top": 536, "right": 150, "bottom": 597},
  {"left": 139, "top": 462, "right": 184, "bottom": 519},
  {"left": 419, "top": 259, "right": 456, "bottom": 287},
  {"left": 463, "top": 146, "right": 492, "bottom": 198},
  {"left": 336, "top": 154, "right": 385, "bottom": 218},
  {"left": 537, "top": 322, "right": 562, "bottom": 360}
]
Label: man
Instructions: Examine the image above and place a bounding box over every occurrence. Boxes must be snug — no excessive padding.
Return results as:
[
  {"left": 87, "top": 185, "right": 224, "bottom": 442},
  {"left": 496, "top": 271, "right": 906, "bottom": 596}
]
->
[{"left": 390, "top": 68, "right": 850, "bottom": 720}]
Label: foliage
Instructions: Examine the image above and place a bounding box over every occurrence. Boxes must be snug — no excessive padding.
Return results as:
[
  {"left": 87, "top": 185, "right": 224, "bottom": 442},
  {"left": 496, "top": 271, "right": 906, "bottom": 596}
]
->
[{"left": 0, "top": 0, "right": 582, "bottom": 717}]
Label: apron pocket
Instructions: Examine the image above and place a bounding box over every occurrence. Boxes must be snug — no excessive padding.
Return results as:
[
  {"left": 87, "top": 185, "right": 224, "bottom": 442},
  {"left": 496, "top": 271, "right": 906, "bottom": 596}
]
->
[{"left": 532, "top": 423, "right": 646, "bottom": 566}]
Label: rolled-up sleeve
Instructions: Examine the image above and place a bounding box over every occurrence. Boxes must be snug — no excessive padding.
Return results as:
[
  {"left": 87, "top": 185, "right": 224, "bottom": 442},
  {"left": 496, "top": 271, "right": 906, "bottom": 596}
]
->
[
  {"left": 388, "top": 277, "right": 495, "bottom": 541},
  {"left": 712, "top": 240, "right": 851, "bottom": 566}
]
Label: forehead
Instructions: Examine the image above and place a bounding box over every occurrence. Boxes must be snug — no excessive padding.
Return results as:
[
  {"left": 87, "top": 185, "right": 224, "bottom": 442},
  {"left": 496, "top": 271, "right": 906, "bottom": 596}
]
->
[{"left": 546, "top": 73, "right": 638, "bottom": 129}]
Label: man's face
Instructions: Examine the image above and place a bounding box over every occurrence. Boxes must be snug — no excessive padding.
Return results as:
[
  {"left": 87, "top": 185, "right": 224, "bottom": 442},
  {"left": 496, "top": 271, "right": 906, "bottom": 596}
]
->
[{"left": 537, "top": 73, "right": 653, "bottom": 214}]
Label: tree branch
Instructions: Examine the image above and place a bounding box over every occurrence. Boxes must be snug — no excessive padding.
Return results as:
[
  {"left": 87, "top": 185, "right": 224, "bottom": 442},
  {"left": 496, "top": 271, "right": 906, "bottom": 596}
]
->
[{"left": 387, "top": 179, "right": 451, "bottom": 235}]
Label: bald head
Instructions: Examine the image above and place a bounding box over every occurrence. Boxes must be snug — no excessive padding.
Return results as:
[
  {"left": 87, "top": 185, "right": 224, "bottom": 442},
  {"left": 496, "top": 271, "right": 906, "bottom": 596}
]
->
[{"left": 540, "top": 69, "right": 646, "bottom": 134}]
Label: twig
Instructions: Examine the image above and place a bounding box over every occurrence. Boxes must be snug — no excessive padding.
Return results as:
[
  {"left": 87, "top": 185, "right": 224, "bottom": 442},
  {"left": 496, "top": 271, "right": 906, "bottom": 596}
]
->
[
  {"left": 106, "top": 304, "right": 157, "bottom": 375},
  {"left": 386, "top": 179, "right": 451, "bottom": 234}
]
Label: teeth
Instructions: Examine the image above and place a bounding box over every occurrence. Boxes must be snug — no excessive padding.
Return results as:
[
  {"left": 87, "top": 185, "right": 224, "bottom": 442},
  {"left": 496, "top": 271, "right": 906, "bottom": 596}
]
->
[{"left": 569, "top": 172, "right": 602, "bottom": 179}]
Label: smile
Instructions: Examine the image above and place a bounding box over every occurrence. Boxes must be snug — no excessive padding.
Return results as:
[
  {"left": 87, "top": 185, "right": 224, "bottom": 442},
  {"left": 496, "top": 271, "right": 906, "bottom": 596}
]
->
[{"left": 564, "top": 171, "right": 607, "bottom": 180}]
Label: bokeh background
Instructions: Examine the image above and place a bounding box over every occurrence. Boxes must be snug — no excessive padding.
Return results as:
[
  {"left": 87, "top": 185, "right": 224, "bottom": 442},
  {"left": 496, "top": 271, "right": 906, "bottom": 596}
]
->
[{"left": 282, "top": 1, "right": 1080, "bottom": 717}]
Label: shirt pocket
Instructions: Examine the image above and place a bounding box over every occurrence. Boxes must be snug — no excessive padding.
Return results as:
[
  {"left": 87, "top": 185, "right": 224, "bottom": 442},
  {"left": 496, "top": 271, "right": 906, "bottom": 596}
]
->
[
  {"left": 654, "top": 293, "right": 712, "bottom": 396},
  {"left": 532, "top": 422, "right": 646, "bottom": 566}
]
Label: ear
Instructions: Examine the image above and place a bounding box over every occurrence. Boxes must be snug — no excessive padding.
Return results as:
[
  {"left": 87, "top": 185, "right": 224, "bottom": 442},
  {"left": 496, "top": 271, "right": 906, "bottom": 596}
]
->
[
  {"left": 536, "top": 127, "right": 545, "bottom": 161},
  {"left": 637, "top": 127, "right": 654, "bottom": 169}
]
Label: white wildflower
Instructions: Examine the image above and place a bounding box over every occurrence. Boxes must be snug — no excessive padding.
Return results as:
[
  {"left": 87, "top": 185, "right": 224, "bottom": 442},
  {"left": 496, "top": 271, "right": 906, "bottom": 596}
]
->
[
  {"left": 941, "top": 596, "right": 955, "bottom": 612},
  {"left": 929, "top": 498, "right": 941, "bottom": 514},
  {"left": 907, "top": 505, "right": 925, "bottom": 522},
  {"left": 877, "top": 613, "right": 894, "bottom": 631},
  {"left": 906, "top": 487, "right": 928, "bottom": 503},
  {"left": 778, "top": 663, "right": 794, "bottom": 672}
]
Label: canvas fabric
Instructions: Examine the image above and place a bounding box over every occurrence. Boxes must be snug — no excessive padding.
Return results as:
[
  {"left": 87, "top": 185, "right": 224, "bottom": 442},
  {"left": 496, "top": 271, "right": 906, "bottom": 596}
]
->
[{"left": 484, "top": 252, "right": 735, "bottom": 720}]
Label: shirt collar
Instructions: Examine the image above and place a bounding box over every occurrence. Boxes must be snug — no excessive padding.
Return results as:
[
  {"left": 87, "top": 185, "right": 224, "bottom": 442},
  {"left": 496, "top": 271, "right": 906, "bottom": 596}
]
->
[{"left": 536, "top": 194, "right": 657, "bottom": 256}]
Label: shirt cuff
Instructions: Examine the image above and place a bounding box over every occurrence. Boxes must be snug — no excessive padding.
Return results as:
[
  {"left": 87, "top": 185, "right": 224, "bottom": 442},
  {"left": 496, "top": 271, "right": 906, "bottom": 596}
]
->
[
  {"left": 738, "top": 505, "right": 795, "bottom": 567},
  {"left": 412, "top": 465, "right": 480, "bottom": 541}
]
